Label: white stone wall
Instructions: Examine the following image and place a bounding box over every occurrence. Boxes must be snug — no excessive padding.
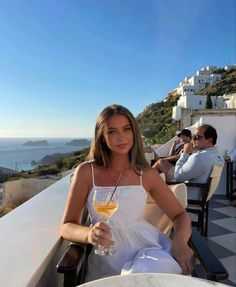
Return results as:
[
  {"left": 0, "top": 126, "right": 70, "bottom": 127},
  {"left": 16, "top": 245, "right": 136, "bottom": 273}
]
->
[
  {"left": 0, "top": 175, "right": 71, "bottom": 287},
  {"left": 195, "top": 114, "right": 236, "bottom": 156},
  {"left": 172, "top": 106, "right": 182, "bottom": 121},
  {"left": 2, "top": 177, "right": 59, "bottom": 206}
]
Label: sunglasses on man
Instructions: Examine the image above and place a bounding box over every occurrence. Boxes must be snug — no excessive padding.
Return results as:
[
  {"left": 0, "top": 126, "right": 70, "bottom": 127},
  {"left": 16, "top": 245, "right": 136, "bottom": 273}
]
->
[{"left": 192, "top": 134, "right": 204, "bottom": 141}]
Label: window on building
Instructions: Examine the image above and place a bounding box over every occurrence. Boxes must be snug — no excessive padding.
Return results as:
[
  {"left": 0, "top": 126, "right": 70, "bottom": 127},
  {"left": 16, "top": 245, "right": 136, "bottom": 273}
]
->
[{"left": 199, "top": 100, "right": 202, "bottom": 105}]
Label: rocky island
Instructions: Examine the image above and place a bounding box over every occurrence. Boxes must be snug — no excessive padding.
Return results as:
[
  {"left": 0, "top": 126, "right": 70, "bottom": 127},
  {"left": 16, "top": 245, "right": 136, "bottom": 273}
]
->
[
  {"left": 23, "top": 140, "right": 49, "bottom": 146},
  {"left": 65, "top": 139, "right": 90, "bottom": 147}
]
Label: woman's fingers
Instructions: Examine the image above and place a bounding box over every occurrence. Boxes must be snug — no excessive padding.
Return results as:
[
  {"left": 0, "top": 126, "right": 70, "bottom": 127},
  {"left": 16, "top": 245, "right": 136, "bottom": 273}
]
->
[
  {"left": 90, "top": 222, "right": 114, "bottom": 247},
  {"left": 179, "top": 262, "right": 188, "bottom": 275},
  {"left": 179, "top": 255, "right": 195, "bottom": 275}
]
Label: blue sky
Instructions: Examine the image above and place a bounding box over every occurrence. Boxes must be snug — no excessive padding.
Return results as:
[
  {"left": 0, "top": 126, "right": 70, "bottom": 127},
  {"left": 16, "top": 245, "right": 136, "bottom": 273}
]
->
[{"left": 0, "top": 0, "right": 235, "bottom": 138}]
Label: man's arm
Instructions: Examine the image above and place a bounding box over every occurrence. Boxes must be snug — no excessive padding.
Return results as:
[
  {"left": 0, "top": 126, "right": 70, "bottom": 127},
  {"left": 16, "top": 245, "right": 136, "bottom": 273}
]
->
[
  {"left": 174, "top": 143, "right": 205, "bottom": 181},
  {"left": 175, "top": 153, "right": 207, "bottom": 182}
]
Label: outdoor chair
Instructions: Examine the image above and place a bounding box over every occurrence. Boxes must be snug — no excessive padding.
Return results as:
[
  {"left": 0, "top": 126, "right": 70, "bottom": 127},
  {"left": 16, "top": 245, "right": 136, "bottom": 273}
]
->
[
  {"left": 225, "top": 158, "right": 236, "bottom": 200},
  {"left": 167, "top": 164, "right": 224, "bottom": 237},
  {"left": 57, "top": 180, "right": 228, "bottom": 287}
]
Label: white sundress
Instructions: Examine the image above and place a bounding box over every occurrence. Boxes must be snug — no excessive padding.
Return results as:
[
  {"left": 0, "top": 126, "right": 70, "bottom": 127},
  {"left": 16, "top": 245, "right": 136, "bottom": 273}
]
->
[{"left": 85, "top": 164, "right": 182, "bottom": 282}]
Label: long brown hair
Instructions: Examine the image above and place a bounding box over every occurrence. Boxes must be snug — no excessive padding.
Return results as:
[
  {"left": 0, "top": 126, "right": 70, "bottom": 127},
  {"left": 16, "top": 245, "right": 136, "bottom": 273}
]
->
[{"left": 87, "top": 104, "right": 149, "bottom": 173}]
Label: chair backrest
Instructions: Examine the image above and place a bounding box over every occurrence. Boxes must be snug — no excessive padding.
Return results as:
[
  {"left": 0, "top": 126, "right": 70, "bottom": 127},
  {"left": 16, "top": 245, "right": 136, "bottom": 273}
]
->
[
  {"left": 207, "top": 165, "right": 224, "bottom": 201},
  {"left": 144, "top": 182, "right": 187, "bottom": 236}
]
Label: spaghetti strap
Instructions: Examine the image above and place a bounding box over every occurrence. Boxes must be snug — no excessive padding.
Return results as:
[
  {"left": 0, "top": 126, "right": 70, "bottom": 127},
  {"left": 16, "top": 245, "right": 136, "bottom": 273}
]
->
[
  {"left": 140, "top": 170, "right": 143, "bottom": 186},
  {"left": 90, "top": 162, "right": 95, "bottom": 187}
]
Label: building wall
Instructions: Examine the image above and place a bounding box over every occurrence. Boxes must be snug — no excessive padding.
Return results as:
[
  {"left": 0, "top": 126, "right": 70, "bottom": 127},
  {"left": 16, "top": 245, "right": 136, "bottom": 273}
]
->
[
  {"left": 220, "top": 93, "right": 236, "bottom": 109},
  {"left": 190, "top": 110, "right": 236, "bottom": 155},
  {"left": 176, "top": 94, "right": 218, "bottom": 110},
  {"left": 179, "top": 108, "right": 193, "bottom": 129},
  {"left": 2, "top": 177, "right": 59, "bottom": 206},
  {"left": 186, "top": 95, "right": 206, "bottom": 109}
]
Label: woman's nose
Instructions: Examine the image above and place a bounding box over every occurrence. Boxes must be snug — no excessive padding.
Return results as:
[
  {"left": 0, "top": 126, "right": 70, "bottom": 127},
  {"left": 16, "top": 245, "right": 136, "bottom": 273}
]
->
[{"left": 117, "top": 132, "right": 125, "bottom": 140}]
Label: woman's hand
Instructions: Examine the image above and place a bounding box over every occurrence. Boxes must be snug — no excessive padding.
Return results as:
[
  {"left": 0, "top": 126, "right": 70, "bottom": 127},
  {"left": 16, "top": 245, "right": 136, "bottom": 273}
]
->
[
  {"left": 173, "top": 138, "right": 181, "bottom": 145},
  {"left": 88, "top": 221, "right": 114, "bottom": 248},
  {"left": 172, "top": 239, "right": 195, "bottom": 275}
]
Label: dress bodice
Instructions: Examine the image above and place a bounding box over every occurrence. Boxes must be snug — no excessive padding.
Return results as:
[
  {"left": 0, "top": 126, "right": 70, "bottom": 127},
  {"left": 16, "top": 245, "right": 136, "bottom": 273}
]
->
[
  {"left": 87, "top": 185, "right": 148, "bottom": 227},
  {"left": 85, "top": 162, "right": 181, "bottom": 282}
]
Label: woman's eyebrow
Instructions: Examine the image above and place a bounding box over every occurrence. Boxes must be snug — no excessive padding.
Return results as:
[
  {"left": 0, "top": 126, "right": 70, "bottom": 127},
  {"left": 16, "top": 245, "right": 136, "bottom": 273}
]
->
[{"left": 107, "top": 123, "right": 131, "bottom": 130}]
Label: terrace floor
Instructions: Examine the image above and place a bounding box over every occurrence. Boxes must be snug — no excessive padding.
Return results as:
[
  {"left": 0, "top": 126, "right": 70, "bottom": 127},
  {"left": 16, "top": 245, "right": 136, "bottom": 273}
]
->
[{"left": 194, "top": 194, "right": 236, "bottom": 286}]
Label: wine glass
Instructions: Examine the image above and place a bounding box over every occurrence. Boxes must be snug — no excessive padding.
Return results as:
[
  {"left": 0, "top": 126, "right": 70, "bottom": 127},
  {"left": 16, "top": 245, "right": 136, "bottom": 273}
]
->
[{"left": 92, "top": 188, "right": 118, "bottom": 256}]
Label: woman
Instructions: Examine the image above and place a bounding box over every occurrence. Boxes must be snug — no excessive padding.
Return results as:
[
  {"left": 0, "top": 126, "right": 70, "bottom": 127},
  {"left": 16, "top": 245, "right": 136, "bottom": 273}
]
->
[{"left": 61, "top": 104, "right": 194, "bottom": 282}]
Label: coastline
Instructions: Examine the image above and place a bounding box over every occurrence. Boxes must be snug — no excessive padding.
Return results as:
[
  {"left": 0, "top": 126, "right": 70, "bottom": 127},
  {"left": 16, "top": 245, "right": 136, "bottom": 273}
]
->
[{"left": 0, "top": 137, "right": 91, "bottom": 172}]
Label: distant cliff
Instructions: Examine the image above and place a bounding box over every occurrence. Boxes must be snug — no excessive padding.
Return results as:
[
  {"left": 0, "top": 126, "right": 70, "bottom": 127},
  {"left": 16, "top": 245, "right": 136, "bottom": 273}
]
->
[
  {"left": 23, "top": 140, "right": 49, "bottom": 146},
  {"left": 65, "top": 139, "right": 90, "bottom": 146}
]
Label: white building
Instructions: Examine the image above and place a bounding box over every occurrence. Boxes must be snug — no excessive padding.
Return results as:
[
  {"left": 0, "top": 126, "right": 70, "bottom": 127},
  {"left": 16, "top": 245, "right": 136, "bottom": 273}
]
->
[
  {"left": 168, "top": 66, "right": 221, "bottom": 98},
  {"left": 224, "top": 64, "right": 236, "bottom": 71},
  {"left": 170, "top": 65, "right": 236, "bottom": 121},
  {"left": 196, "top": 66, "right": 218, "bottom": 75},
  {"left": 216, "top": 93, "right": 236, "bottom": 109},
  {"left": 176, "top": 94, "right": 217, "bottom": 109}
]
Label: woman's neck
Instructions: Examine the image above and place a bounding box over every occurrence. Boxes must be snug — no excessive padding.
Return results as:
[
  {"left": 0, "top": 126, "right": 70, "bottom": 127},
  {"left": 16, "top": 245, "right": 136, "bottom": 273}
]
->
[{"left": 109, "top": 155, "right": 131, "bottom": 173}]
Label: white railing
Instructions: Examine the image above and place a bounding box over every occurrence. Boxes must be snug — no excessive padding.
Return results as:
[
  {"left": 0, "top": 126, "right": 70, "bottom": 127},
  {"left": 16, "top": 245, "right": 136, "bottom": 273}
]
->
[{"left": 0, "top": 175, "right": 71, "bottom": 287}]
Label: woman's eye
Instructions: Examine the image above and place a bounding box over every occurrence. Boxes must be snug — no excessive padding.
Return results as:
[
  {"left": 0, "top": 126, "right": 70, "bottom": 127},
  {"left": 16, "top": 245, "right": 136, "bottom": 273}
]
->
[{"left": 108, "top": 130, "right": 115, "bottom": 134}]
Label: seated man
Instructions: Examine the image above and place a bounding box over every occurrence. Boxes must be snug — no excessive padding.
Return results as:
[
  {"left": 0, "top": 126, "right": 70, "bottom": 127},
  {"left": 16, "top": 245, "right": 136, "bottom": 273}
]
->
[
  {"left": 152, "top": 129, "right": 192, "bottom": 179},
  {"left": 174, "top": 124, "right": 224, "bottom": 199}
]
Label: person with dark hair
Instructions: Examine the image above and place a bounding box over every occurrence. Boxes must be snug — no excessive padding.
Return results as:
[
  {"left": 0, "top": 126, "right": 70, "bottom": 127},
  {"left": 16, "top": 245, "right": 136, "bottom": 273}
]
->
[
  {"left": 152, "top": 129, "right": 192, "bottom": 179},
  {"left": 174, "top": 124, "right": 224, "bottom": 200},
  {"left": 60, "top": 104, "right": 194, "bottom": 282}
]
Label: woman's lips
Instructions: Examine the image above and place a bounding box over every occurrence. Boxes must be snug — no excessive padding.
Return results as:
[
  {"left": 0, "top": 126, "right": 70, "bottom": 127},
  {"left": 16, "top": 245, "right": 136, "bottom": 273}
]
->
[{"left": 117, "top": 143, "right": 128, "bottom": 149}]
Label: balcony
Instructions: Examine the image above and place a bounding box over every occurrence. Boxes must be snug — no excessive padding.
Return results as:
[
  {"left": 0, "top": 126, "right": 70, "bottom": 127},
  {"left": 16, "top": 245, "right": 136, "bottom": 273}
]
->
[
  {"left": 0, "top": 173, "right": 235, "bottom": 287},
  {"left": 0, "top": 175, "right": 70, "bottom": 287}
]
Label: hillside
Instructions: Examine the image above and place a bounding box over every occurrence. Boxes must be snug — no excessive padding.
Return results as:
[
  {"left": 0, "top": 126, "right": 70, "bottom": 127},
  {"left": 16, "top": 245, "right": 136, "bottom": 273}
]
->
[
  {"left": 136, "top": 95, "right": 180, "bottom": 144},
  {"left": 137, "top": 68, "right": 236, "bottom": 144},
  {"left": 198, "top": 69, "right": 236, "bottom": 96}
]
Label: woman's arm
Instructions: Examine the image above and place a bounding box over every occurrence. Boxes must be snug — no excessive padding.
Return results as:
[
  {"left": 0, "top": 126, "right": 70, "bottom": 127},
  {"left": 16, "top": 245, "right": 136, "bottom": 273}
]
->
[
  {"left": 60, "top": 162, "right": 93, "bottom": 243},
  {"left": 144, "top": 168, "right": 195, "bottom": 274},
  {"left": 169, "top": 139, "right": 180, "bottom": 156},
  {"left": 60, "top": 163, "right": 114, "bottom": 248}
]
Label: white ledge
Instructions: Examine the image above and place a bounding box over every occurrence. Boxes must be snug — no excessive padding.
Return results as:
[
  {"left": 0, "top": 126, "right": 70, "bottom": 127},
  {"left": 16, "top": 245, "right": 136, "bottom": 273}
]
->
[{"left": 0, "top": 175, "right": 70, "bottom": 287}]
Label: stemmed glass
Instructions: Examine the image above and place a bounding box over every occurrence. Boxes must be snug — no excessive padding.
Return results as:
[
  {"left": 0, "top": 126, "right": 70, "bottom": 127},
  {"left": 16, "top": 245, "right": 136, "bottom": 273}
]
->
[{"left": 92, "top": 188, "right": 118, "bottom": 256}]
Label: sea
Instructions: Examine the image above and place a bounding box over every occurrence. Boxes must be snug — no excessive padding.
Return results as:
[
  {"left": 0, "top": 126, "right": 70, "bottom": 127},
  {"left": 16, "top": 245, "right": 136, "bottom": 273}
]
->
[{"left": 0, "top": 137, "right": 91, "bottom": 172}]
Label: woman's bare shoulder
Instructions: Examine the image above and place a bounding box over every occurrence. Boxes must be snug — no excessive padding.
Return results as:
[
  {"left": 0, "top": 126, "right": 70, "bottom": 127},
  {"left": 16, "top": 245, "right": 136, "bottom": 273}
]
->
[
  {"left": 74, "top": 161, "right": 93, "bottom": 177},
  {"left": 143, "top": 166, "right": 159, "bottom": 177},
  {"left": 142, "top": 166, "right": 164, "bottom": 185}
]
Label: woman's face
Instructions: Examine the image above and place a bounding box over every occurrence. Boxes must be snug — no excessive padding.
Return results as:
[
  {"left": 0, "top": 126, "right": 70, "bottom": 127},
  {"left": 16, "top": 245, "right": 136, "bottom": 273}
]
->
[{"left": 102, "top": 114, "right": 134, "bottom": 155}]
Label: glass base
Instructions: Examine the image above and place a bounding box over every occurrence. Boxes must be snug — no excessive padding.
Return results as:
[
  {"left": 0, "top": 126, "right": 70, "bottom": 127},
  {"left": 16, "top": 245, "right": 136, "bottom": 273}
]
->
[{"left": 94, "top": 245, "right": 116, "bottom": 256}]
